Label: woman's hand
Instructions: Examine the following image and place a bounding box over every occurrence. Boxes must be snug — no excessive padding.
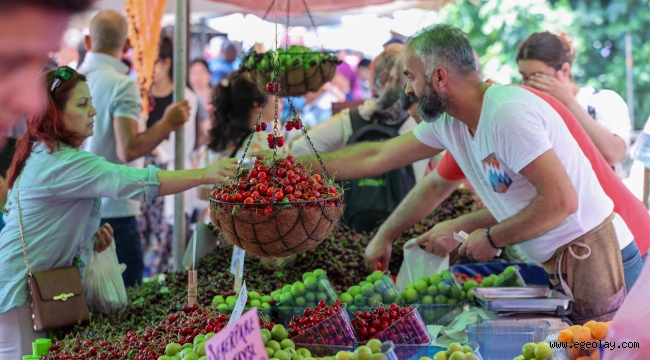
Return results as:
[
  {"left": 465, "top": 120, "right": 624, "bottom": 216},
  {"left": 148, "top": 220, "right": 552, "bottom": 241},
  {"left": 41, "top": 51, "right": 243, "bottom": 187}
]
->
[
  {"left": 526, "top": 73, "right": 575, "bottom": 105},
  {"left": 203, "top": 158, "right": 238, "bottom": 184},
  {"left": 94, "top": 223, "right": 114, "bottom": 253}
]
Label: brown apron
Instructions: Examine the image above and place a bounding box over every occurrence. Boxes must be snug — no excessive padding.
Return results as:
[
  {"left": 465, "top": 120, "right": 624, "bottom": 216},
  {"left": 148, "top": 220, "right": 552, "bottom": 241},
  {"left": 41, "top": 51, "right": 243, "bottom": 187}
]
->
[{"left": 541, "top": 213, "right": 626, "bottom": 325}]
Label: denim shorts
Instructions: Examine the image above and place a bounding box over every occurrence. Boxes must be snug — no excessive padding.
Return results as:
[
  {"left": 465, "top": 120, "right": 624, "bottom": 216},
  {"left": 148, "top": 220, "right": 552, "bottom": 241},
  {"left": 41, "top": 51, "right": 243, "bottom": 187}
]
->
[{"left": 621, "top": 241, "right": 643, "bottom": 292}]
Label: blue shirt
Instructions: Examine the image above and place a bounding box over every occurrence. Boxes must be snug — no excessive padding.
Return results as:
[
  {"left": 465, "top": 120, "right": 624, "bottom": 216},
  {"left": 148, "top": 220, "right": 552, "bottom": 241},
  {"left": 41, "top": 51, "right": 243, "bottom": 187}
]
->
[
  {"left": 209, "top": 57, "right": 235, "bottom": 86},
  {"left": 0, "top": 142, "right": 160, "bottom": 314},
  {"left": 78, "top": 52, "right": 146, "bottom": 219}
]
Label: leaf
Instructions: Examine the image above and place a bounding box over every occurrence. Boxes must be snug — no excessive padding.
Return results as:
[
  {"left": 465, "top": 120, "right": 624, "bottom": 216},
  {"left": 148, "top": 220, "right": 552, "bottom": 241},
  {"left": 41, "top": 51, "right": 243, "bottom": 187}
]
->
[
  {"left": 133, "top": 297, "right": 145, "bottom": 304},
  {"left": 159, "top": 286, "right": 170, "bottom": 294}
]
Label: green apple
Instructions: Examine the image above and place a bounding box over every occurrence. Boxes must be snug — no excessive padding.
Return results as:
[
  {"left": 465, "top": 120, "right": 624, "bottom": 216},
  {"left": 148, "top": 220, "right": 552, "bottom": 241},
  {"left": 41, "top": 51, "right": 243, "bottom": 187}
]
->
[
  {"left": 266, "top": 347, "right": 276, "bottom": 358},
  {"left": 427, "top": 284, "right": 439, "bottom": 296},
  {"left": 366, "top": 339, "right": 382, "bottom": 354},
  {"left": 361, "top": 283, "right": 375, "bottom": 297},
  {"left": 291, "top": 355, "right": 305, "bottom": 360},
  {"left": 414, "top": 280, "right": 428, "bottom": 294},
  {"left": 437, "top": 281, "right": 450, "bottom": 295},
  {"left": 165, "top": 343, "right": 182, "bottom": 357},
  {"left": 521, "top": 342, "right": 537, "bottom": 360},
  {"left": 304, "top": 276, "right": 317, "bottom": 288},
  {"left": 421, "top": 295, "right": 434, "bottom": 305},
  {"left": 447, "top": 343, "right": 463, "bottom": 356},
  {"left": 294, "top": 296, "right": 306, "bottom": 307},
  {"left": 280, "top": 339, "right": 295, "bottom": 350},
  {"left": 216, "top": 303, "right": 229, "bottom": 312},
  {"left": 371, "top": 270, "right": 385, "bottom": 282},
  {"left": 430, "top": 274, "right": 442, "bottom": 285},
  {"left": 369, "top": 293, "right": 383, "bottom": 305},
  {"left": 267, "top": 340, "right": 282, "bottom": 352},
  {"left": 349, "top": 286, "right": 361, "bottom": 297},
  {"left": 291, "top": 282, "right": 306, "bottom": 296},
  {"left": 448, "top": 351, "right": 466, "bottom": 360},
  {"left": 285, "top": 348, "right": 297, "bottom": 357},
  {"left": 340, "top": 292, "right": 353, "bottom": 304},
  {"left": 212, "top": 295, "right": 225, "bottom": 304},
  {"left": 297, "top": 348, "right": 311, "bottom": 357},
  {"left": 271, "top": 325, "right": 289, "bottom": 341},
  {"left": 248, "top": 291, "right": 261, "bottom": 300},
  {"left": 226, "top": 295, "right": 237, "bottom": 303},
  {"left": 419, "top": 276, "right": 431, "bottom": 286},
  {"left": 435, "top": 295, "right": 448, "bottom": 304},
  {"left": 463, "top": 280, "right": 479, "bottom": 291},
  {"left": 274, "top": 350, "right": 291, "bottom": 360},
  {"left": 402, "top": 288, "right": 418, "bottom": 303},
  {"left": 282, "top": 285, "right": 292, "bottom": 293},
  {"left": 302, "top": 272, "right": 313, "bottom": 281},
  {"left": 461, "top": 346, "right": 473, "bottom": 354},
  {"left": 374, "top": 280, "right": 386, "bottom": 293},
  {"left": 433, "top": 351, "right": 448, "bottom": 360},
  {"left": 280, "top": 292, "right": 293, "bottom": 304},
  {"left": 534, "top": 342, "right": 552, "bottom": 360},
  {"left": 250, "top": 299, "right": 262, "bottom": 307},
  {"left": 228, "top": 299, "right": 236, "bottom": 310},
  {"left": 158, "top": 356, "right": 172, "bottom": 360},
  {"left": 354, "top": 294, "right": 366, "bottom": 307},
  {"left": 313, "top": 269, "right": 326, "bottom": 279},
  {"left": 262, "top": 295, "right": 272, "bottom": 303},
  {"left": 513, "top": 356, "right": 525, "bottom": 360},
  {"left": 193, "top": 343, "right": 205, "bottom": 357},
  {"left": 205, "top": 332, "right": 216, "bottom": 340}
]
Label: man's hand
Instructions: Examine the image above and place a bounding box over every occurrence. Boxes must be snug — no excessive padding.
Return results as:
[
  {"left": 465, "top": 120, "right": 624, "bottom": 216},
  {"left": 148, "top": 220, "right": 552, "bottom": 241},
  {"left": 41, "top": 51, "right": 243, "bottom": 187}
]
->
[
  {"left": 203, "top": 158, "right": 238, "bottom": 184},
  {"left": 94, "top": 223, "right": 114, "bottom": 253},
  {"left": 458, "top": 229, "right": 499, "bottom": 262},
  {"left": 162, "top": 99, "right": 190, "bottom": 130},
  {"left": 415, "top": 220, "right": 461, "bottom": 257},
  {"left": 365, "top": 233, "right": 393, "bottom": 273},
  {"left": 526, "top": 74, "right": 574, "bottom": 105}
]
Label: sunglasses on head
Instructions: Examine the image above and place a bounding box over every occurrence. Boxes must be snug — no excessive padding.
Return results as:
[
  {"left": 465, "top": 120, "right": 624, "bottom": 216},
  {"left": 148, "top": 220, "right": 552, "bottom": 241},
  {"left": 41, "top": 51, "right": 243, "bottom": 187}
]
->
[{"left": 50, "top": 66, "right": 75, "bottom": 94}]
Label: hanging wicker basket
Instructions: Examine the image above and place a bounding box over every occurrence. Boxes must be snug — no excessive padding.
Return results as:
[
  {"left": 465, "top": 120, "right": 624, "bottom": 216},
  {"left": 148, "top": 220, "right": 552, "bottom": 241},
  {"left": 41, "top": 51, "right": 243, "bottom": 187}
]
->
[
  {"left": 209, "top": 195, "right": 344, "bottom": 258},
  {"left": 241, "top": 50, "right": 341, "bottom": 97}
]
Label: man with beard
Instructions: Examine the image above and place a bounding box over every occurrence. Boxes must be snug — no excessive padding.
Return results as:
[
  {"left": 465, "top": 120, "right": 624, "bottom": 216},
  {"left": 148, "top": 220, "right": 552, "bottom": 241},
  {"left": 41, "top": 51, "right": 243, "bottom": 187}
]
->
[{"left": 254, "top": 24, "right": 627, "bottom": 323}]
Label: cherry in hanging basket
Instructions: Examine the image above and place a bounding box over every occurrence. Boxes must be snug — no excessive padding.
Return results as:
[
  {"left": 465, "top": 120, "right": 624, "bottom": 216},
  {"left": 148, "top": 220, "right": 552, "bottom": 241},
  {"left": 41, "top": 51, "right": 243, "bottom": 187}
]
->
[{"left": 241, "top": 46, "right": 341, "bottom": 97}]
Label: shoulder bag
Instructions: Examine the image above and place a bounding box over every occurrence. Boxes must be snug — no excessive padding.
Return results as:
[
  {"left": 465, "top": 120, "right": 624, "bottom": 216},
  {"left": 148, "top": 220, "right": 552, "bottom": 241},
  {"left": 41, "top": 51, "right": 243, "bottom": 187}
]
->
[{"left": 15, "top": 175, "right": 90, "bottom": 331}]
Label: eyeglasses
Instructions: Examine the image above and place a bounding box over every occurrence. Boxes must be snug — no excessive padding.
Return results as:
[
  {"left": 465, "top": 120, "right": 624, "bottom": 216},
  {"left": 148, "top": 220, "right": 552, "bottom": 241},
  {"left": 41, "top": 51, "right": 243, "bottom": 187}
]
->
[{"left": 50, "top": 66, "right": 75, "bottom": 94}]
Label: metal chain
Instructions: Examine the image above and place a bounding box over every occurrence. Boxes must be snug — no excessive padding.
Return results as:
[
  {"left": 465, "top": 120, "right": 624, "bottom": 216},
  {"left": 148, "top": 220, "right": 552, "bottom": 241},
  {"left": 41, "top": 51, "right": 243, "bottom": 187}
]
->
[
  {"left": 260, "top": 0, "right": 276, "bottom": 22},
  {"left": 14, "top": 175, "right": 32, "bottom": 276},
  {"left": 234, "top": 95, "right": 268, "bottom": 176},
  {"left": 285, "top": 0, "right": 290, "bottom": 48},
  {"left": 300, "top": 0, "right": 325, "bottom": 49}
]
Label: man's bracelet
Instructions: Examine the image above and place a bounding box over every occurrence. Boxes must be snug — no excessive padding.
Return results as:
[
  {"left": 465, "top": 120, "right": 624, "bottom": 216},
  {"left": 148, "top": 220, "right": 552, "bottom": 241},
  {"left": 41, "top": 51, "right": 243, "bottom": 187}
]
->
[{"left": 486, "top": 227, "right": 503, "bottom": 250}]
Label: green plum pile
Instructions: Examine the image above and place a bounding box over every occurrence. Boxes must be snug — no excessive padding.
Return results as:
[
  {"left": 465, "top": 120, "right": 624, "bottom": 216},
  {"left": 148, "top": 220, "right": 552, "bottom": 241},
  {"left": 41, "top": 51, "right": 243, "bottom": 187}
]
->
[
  {"left": 401, "top": 271, "right": 470, "bottom": 306},
  {"left": 52, "top": 190, "right": 482, "bottom": 348},
  {"left": 338, "top": 270, "right": 401, "bottom": 311},
  {"left": 426, "top": 342, "right": 481, "bottom": 360},
  {"left": 271, "top": 269, "right": 338, "bottom": 308},
  {"left": 514, "top": 341, "right": 553, "bottom": 360},
  {"left": 242, "top": 46, "right": 338, "bottom": 74}
]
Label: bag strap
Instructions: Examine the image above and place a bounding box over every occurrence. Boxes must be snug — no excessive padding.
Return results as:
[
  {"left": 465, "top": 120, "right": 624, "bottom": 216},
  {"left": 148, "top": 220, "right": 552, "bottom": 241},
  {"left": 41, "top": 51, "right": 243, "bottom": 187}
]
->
[{"left": 15, "top": 175, "right": 90, "bottom": 278}]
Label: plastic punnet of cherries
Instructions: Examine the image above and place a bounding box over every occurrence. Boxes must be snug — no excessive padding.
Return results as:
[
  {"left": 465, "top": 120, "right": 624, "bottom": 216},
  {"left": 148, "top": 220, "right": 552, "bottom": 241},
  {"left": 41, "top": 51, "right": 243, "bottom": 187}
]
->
[{"left": 210, "top": 156, "right": 343, "bottom": 213}]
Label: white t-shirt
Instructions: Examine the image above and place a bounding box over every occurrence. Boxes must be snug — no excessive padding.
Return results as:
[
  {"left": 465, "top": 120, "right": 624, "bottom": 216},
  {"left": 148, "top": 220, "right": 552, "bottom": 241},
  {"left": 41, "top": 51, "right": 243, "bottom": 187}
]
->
[
  {"left": 575, "top": 86, "right": 631, "bottom": 177},
  {"left": 413, "top": 85, "right": 620, "bottom": 263}
]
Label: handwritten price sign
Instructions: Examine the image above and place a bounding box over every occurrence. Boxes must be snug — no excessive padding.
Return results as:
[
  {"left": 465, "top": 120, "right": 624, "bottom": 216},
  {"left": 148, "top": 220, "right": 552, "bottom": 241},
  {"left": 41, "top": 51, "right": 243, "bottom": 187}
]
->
[{"left": 206, "top": 308, "right": 268, "bottom": 360}]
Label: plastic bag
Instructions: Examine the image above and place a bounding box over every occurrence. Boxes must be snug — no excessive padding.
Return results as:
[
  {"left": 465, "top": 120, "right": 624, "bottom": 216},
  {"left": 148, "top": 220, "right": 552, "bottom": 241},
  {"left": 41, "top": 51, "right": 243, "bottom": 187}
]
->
[
  {"left": 84, "top": 240, "right": 127, "bottom": 314},
  {"left": 603, "top": 260, "right": 650, "bottom": 360},
  {"left": 396, "top": 238, "right": 449, "bottom": 292}
]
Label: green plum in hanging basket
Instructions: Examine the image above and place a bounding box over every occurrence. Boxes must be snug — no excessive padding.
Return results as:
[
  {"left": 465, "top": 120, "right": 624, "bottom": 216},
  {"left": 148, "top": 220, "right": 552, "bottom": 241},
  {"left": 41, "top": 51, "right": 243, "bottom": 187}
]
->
[{"left": 240, "top": 45, "right": 341, "bottom": 97}]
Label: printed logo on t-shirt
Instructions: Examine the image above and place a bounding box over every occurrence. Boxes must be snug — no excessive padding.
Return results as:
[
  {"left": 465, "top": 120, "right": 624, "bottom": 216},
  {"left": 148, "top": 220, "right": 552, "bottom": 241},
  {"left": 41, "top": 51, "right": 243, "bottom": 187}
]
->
[{"left": 481, "top": 153, "right": 513, "bottom": 194}]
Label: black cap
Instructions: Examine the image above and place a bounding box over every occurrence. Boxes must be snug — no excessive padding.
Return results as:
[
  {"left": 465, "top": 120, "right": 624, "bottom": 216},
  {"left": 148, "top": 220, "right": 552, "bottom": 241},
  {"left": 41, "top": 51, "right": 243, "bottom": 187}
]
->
[{"left": 358, "top": 58, "right": 371, "bottom": 68}]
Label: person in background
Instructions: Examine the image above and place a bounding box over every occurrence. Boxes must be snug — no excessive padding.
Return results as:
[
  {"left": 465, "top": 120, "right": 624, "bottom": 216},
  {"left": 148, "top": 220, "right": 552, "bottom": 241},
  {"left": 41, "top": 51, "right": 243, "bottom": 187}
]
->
[
  {"left": 138, "top": 36, "right": 206, "bottom": 276},
  {"left": 291, "top": 44, "right": 428, "bottom": 181},
  {"left": 79, "top": 11, "right": 191, "bottom": 287},
  {"left": 0, "top": 0, "right": 93, "bottom": 142},
  {"left": 518, "top": 31, "right": 631, "bottom": 177},
  {"left": 189, "top": 59, "right": 214, "bottom": 118},
  {"left": 333, "top": 51, "right": 362, "bottom": 101},
  {"left": 0, "top": 137, "right": 17, "bottom": 232},
  {"left": 357, "top": 58, "right": 372, "bottom": 99},
  {"left": 0, "top": 68, "right": 236, "bottom": 358},
  {"left": 209, "top": 40, "right": 238, "bottom": 86},
  {"left": 53, "top": 28, "right": 83, "bottom": 69},
  {"left": 299, "top": 82, "right": 346, "bottom": 130},
  {"left": 197, "top": 72, "right": 287, "bottom": 218}
]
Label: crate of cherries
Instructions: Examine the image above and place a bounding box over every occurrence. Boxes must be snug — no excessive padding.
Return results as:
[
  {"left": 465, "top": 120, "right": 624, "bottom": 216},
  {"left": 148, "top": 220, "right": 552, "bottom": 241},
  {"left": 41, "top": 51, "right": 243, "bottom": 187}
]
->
[{"left": 288, "top": 300, "right": 359, "bottom": 346}]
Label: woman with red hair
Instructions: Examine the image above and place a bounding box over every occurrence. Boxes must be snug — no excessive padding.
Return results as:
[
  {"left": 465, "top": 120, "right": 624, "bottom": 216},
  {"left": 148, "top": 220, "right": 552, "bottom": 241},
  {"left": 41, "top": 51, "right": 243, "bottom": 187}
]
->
[{"left": 0, "top": 66, "right": 236, "bottom": 358}]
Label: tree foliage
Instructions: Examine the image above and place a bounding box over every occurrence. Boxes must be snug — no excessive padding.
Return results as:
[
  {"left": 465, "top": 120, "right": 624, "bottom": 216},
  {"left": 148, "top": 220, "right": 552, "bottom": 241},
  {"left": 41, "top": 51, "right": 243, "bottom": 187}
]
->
[{"left": 438, "top": 0, "right": 650, "bottom": 129}]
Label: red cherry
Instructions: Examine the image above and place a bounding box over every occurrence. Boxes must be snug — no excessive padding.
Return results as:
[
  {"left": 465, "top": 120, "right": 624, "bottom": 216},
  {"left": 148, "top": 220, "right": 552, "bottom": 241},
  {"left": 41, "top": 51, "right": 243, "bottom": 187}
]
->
[
  {"left": 293, "top": 120, "right": 302, "bottom": 130},
  {"left": 285, "top": 122, "right": 293, "bottom": 131},
  {"left": 276, "top": 137, "right": 285, "bottom": 147},
  {"left": 261, "top": 122, "right": 268, "bottom": 131},
  {"left": 265, "top": 82, "right": 275, "bottom": 92},
  {"left": 255, "top": 124, "right": 261, "bottom": 132}
]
